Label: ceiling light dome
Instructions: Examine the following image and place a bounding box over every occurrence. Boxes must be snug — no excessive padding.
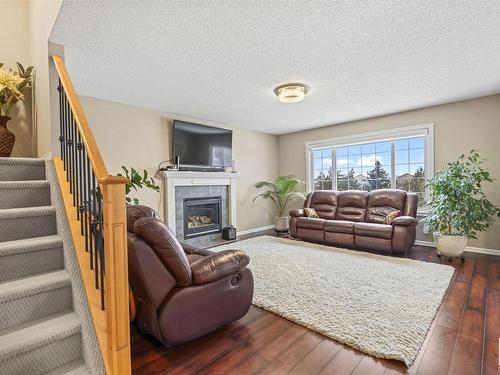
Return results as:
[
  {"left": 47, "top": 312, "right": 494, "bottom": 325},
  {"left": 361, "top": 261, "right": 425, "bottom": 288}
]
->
[{"left": 274, "top": 83, "right": 308, "bottom": 103}]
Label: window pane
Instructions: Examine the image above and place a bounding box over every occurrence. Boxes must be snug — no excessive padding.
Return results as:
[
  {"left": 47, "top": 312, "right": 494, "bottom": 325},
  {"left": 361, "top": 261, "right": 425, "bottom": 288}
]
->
[
  {"left": 350, "top": 154, "right": 361, "bottom": 168},
  {"left": 409, "top": 137, "right": 425, "bottom": 149},
  {"left": 396, "top": 178, "right": 411, "bottom": 191},
  {"left": 410, "top": 163, "right": 424, "bottom": 175},
  {"left": 360, "top": 154, "right": 376, "bottom": 167},
  {"left": 416, "top": 192, "right": 426, "bottom": 207},
  {"left": 350, "top": 167, "right": 362, "bottom": 177},
  {"left": 375, "top": 141, "right": 391, "bottom": 153},
  {"left": 337, "top": 179, "right": 349, "bottom": 191},
  {"left": 395, "top": 150, "right": 409, "bottom": 164},
  {"left": 336, "top": 157, "right": 350, "bottom": 168},
  {"left": 336, "top": 168, "right": 348, "bottom": 177},
  {"left": 395, "top": 139, "right": 409, "bottom": 150},
  {"left": 409, "top": 148, "right": 424, "bottom": 163},
  {"left": 314, "top": 158, "right": 322, "bottom": 169},
  {"left": 348, "top": 145, "right": 362, "bottom": 155},
  {"left": 337, "top": 147, "right": 348, "bottom": 156},
  {"left": 376, "top": 151, "right": 391, "bottom": 165},
  {"left": 361, "top": 143, "right": 376, "bottom": 154},
  {"left": 322, "top": 149, "right": 331, "bottom": 158},
  {"left": 322, "top": 180, "right": 332, "bottom": 190},
  {"left": 395, "top": 164, "right": 409, "bottom": 176},
  {"left": 313, "top": 150, "right": 323, "bottom": 158},
  {"left": 409, "top": 178, "right": 426, "bottom": 193}
]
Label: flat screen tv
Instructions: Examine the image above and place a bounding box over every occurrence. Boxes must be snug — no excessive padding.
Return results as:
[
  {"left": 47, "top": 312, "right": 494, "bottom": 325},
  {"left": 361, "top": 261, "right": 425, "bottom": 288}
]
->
[{"left": 173, "top": 120, "right": 233, "bottom": 169}]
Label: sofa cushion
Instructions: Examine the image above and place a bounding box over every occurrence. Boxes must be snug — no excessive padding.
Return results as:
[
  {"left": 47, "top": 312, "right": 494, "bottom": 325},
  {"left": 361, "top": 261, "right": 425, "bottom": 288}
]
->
[
  {"left": 324, "top": 220, "right": 354, "bottom": 234},
  {"left": 366, "top": 190, "right": 407, "bottom": 224},
  {"left": 308, "top": 191, "right": 338, "bottom": 220},
  {"left": 296, "top": 217, "right": 325, "bottom": 230},
  {"left": 354, "top": 222, "right": 393, "bottom": 239},
  {"left": 336, "top": 191, "right": 369, "bottom": 222},
  {"left": 134, "top": 217, "right": 192, "bottom": 286}
]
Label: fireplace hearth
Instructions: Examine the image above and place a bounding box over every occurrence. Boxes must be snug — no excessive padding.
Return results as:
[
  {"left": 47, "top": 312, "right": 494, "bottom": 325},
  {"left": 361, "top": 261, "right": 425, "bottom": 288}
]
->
[{"left": 183, "top": 196, "right": 222, "bottom": 239}]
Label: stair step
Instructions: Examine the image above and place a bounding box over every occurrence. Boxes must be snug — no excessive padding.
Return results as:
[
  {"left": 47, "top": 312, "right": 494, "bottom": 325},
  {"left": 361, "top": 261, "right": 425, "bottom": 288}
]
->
[
  {"left": 46, "top": 360, "right": 90, "bottom": 375},
  {"left": 0, "top": 180, "right": 51, "bottom": 209},
  {"left": 0, "top": 270, "right": 73, "bottom": 333},
  {"left": 0, "top": 206, "right": 57, "bottom": 242},
  {"left": 0, "top": 157, "right": 46, "bottom": 181},
  {"left": 0, "top": 312, "right": 83, "bottom": 375},
  {"left": 0, "top": 236, "right": 64, "bottom": 282}
]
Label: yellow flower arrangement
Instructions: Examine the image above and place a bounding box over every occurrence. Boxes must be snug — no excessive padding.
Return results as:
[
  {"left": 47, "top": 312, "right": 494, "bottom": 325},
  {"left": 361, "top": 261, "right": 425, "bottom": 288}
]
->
[{"left": 0, "top": 62, "right": 34, "bottom": 117}]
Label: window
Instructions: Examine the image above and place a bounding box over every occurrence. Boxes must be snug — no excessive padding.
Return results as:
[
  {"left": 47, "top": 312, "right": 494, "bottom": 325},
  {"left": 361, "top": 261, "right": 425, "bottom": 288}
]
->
[{"left": 306, "top": 124, "right": 433, "bottom": 211}]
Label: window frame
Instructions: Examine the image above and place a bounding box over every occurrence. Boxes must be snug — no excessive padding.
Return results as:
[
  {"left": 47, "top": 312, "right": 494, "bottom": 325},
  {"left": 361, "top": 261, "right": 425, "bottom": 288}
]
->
[{"left": 305, "top": 123, "right": 434, "bottom": 215}]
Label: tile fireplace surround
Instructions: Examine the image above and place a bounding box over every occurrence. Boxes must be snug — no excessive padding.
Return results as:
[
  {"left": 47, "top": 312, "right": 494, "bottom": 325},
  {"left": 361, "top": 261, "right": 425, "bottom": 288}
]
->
[{"left": 159, "top": 170, "right": 239, "bottom": 247}]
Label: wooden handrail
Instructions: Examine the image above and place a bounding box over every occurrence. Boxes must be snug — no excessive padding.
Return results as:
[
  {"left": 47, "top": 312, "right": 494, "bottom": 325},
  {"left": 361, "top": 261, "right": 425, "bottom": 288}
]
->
[
  {"left": 52, "top": 55, "right": 108, "bottom": 180},
  {"left": 52, "top": 55, "right": 131, "bottom": 375}
]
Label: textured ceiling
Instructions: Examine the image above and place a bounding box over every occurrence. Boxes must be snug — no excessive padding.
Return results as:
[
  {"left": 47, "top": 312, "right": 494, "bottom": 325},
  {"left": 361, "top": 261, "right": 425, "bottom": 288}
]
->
[{"left": 50, "top": 1, "right": 500, "bottom": 135}]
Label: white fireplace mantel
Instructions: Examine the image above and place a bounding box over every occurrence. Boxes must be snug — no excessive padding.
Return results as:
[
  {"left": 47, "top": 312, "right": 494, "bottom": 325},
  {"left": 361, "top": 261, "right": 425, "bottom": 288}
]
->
[{"left": 159, "top": 170, "right": 239, "bottom": 236}]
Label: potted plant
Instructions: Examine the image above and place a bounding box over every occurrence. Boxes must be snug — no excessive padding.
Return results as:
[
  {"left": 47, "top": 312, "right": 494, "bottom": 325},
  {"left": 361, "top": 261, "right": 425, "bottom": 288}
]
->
[
  {"left": 424, "top": 150, "right": 500, "bottom": 258},
  {"left": 0, "top": 62, "right": 34, "bottom": 157},
  {"left": 118, "top": 166, "right": 160, "bottom": 204},
  {"left": 253, "top": 175, "right": 305, "bottom": 232}
]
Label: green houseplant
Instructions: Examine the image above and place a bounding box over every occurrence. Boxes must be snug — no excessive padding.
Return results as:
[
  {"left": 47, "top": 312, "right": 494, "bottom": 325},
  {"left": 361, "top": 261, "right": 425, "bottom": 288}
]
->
[
  {"left": 117, "top": 166, "right": 160, "bottom": 204},
  {"left": 253, "top": 175, "right": 305, "bottom": 232},
  {"left": 424, "top": 150, "right": 500, "bottom": 257},
  {"left": 0, "top": 62, "right": 34, "bottom": 156}
]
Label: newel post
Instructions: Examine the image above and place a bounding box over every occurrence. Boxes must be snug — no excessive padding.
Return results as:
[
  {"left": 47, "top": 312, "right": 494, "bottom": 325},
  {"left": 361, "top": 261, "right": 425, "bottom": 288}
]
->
[{"left": 99, "top": 175, "right": 131, "bottom": 375}]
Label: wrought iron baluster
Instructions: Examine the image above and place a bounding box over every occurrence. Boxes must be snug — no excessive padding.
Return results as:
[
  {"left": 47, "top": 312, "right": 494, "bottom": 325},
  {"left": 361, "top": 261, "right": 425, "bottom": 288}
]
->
[
  {"left": 57, "top": 80, "right": 64, "bottom": 160},
  {"left": 77, "top": 133, "right": 84, "bottom": 233},
  {"left": 92, "top": 173, "right": 99, "bottom": 290},
  {"left": 82, "top": 153, "right": 89, "bottom": 251},
  {"left": 87, "top": 156, "right": 94, "bottom": 269}
]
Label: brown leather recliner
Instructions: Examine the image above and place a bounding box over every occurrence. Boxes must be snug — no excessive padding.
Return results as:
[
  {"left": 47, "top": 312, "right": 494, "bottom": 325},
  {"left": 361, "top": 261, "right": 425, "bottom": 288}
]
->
[
  {"left": 289, "top": 189, "right": 418, "bottom": 255},
  {"left": 126, "top": 205, "right": 254, "bottom": 347}
]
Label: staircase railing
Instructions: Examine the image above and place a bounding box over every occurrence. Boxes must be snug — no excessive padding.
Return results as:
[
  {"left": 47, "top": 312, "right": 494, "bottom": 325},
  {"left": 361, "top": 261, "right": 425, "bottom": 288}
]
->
[{"left": 52, "top": 55, "right": 131, "bottom": 375}]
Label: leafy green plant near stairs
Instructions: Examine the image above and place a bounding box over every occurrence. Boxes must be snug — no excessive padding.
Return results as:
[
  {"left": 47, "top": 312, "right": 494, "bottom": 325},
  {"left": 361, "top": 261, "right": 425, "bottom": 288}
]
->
[{"left": 117, "top": 166, "right": 160, "bottom": 204}]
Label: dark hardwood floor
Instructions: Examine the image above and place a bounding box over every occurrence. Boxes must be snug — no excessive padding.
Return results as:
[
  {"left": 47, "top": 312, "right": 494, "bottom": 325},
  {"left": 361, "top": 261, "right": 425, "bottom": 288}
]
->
[{"left": 131, "top": 231, "right": 500, "bottom": 375}]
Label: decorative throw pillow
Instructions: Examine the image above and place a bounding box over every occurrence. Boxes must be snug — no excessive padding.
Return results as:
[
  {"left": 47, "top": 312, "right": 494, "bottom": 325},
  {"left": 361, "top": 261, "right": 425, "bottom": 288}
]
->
[
  {"left": 304, "top": 208, "right": 320, "bottom": 218},
  {"left": 383, "top": 210, "right": 401, "bottom": 224}
]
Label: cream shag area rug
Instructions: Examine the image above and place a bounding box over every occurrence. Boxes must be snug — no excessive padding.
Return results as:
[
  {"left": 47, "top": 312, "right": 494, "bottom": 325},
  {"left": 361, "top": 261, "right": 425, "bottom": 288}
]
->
[{"left": 213, "top": 236, "right": 454, "bottom": 366}]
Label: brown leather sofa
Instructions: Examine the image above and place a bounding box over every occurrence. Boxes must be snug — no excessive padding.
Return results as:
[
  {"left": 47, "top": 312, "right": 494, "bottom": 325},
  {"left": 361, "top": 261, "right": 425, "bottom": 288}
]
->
[
  {"left": 289, "top": 189, "right": 418, "bottom": 255},
  {"left": 126, "top": 205, "right": 254, "bottom": 347}
]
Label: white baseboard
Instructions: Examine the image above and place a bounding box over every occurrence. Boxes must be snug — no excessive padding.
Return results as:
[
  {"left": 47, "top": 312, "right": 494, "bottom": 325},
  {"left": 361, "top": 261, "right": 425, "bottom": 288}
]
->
[
  {"left": 415, "top": 240, "right": 434, "bottom": 248},
  {"left": 238, "top": 225, "right": 275, "bottom": 236},
  {"left": 415, "top": 240, "right": 500, "bottom": 256}
]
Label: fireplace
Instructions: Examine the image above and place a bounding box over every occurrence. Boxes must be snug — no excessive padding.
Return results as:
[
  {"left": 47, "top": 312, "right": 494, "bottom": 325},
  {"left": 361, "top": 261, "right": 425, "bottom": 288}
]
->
[{"left": 183, "top": 196, "right": 222, "bottom": 239}]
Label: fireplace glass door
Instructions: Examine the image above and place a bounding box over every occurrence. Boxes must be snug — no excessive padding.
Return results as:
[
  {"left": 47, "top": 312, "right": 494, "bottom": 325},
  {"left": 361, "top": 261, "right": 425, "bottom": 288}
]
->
[{"left": 183, "top": 196, "right": 222, "bottom": 239}]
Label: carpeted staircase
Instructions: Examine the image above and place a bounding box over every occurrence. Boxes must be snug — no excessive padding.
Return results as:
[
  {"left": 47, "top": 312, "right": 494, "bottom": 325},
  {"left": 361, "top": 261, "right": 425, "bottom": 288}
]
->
[{"left": 0, "top": 157, "right": 105, "bottom": 375}]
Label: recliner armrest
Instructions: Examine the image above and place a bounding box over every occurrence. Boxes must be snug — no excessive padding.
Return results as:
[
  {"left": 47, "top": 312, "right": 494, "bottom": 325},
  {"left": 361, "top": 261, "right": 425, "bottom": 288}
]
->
[
  {"left": 391, "top": 216, "right": 418, "bottom": 226},
  {"left": 289, "top": 209, "right": 305, "bottom": 217},
  {"left": 191, "top": 250, "right": 250, "bottom": 285}
]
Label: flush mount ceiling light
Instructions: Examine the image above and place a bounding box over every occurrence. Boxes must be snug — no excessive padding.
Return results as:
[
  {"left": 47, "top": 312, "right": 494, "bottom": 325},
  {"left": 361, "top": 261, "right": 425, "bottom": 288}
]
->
[{"left": 274, "top": 83, "right": 308, "bottom": 103}]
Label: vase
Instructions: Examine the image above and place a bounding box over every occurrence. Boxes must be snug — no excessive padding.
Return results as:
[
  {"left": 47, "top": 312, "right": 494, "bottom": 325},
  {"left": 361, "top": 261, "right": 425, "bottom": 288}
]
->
[
  {"left": 433, "top": 232, "right": 467, "bottom": 258},
  {"left": 274, "top": 216, "right": 289, "bottom": 233},
  {"left": 0, "top": 116, "right": 15, "bottom": 157}
]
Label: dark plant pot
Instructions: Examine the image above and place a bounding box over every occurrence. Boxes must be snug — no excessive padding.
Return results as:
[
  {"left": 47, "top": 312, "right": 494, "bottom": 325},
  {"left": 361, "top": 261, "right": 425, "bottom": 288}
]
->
[{"left": 0, "top": 116, "right": 15, "bottom": 157}]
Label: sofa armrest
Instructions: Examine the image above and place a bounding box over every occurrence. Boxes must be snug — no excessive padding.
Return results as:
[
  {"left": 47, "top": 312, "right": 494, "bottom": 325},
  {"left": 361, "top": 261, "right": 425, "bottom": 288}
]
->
[
  {"left": 181, "top": 243, "right": 214, "bottom": 256},
  {"left": 289, "top": 209, "right": 305, "bottom": 217},
  {"left": 191, "top": 250, "right": 250, "bottom": 285},
  {"left": 391, "top": 216, "right": 418, "bottom": 226}
]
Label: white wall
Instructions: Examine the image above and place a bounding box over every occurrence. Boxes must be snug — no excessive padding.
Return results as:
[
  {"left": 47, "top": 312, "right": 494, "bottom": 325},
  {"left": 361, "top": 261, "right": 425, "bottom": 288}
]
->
[
  {"left": 278, "top": 94, "right": 500, "bottom": 250},
  {"left": 79, "top": 96, "right": 280, "bottom": 231}
]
